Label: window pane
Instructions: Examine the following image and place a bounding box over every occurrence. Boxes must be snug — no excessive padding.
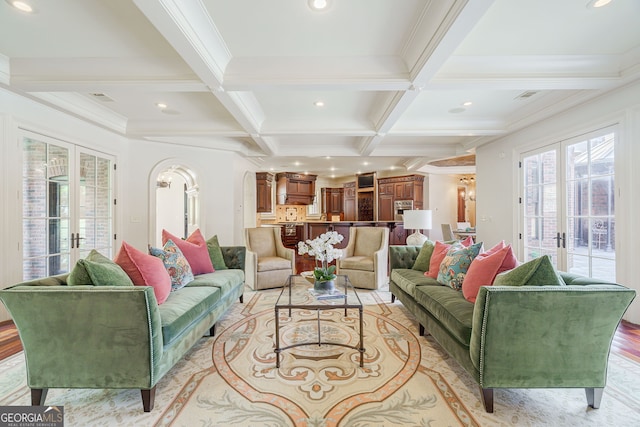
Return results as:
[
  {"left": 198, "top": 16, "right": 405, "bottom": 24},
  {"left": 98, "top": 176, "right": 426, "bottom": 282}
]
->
[
  {"left": 590, "top": 134, "right": 614, "bottom": 177},
  {"left": 566, "top": 140, "right": 588, "bottom": 180},
  {"left": 23, "top": 219, "right": 47, "bottom": 257},
  {"left": 23, "top": 139, "right": 47, "bottom": 179},
  {"left": 591, "top": 176, "right": 614, "bottom": 216}
]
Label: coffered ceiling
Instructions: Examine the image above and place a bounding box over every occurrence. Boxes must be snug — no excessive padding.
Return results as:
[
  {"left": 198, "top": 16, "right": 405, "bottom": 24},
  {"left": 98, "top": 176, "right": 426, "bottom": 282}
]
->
[{"left": 1, "top": 0, "right": 639, "bottom": 178}]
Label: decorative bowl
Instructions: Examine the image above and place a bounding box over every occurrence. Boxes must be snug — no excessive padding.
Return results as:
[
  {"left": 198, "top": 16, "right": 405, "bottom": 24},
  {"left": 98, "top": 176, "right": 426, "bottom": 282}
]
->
[{"left": 300, "top": 271, "right": 315, "bottom": 284}]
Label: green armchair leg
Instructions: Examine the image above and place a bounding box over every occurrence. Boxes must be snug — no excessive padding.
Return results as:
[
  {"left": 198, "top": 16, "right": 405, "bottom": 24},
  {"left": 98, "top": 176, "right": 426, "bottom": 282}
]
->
[
  {"left": 586, "top": 387, "right": 604, "bottom": 409},
  {"left": 31, "top": 389, "right": 48, "bottom": 406},
  {"left": 141, "top": 387, "right": 156, "bottom": 412},
  {"left": 480, "top": 387, "right": 494, "bottom": 413}
]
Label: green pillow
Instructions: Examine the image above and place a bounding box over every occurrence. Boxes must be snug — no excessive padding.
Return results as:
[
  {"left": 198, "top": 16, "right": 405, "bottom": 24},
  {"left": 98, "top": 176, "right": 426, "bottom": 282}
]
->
[
  {"left": 68, "top": 250, "right": 110, "bottom": 285},
  {"left": 412, "top": 240, "right": 435, "bottom": 271},
  {"left": 493, "top": 255, "right": 565, "bottom": 287},
  {"left": 68, "top": 250, "right": 133, "bottom": 286},
  {"left": 207, "top": 235, "right": 228, "bottom": 270}
]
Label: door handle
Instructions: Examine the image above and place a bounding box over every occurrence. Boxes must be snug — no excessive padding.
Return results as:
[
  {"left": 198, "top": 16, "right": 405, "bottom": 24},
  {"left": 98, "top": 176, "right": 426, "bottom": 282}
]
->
[
  {"left": 71, "top": 232, "right": 75, "bottom": 249},
  {"left": 75, "top": 233, "right": 85, "bottom": 248},
  {"left": 554, "top": 232, "right": 566, "bottom": 249}
]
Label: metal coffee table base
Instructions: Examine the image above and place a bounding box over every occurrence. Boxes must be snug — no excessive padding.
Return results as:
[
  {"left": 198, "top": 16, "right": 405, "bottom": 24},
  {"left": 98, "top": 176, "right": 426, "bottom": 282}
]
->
[{"left": 274, "top": 306, "right": 365, "bottom": 368}]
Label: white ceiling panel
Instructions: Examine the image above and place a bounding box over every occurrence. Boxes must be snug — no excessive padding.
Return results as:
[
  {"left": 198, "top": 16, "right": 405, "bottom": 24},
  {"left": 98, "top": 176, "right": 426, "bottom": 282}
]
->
[{"left": 0, "top": 0, "right": 638, "bottom": 176}]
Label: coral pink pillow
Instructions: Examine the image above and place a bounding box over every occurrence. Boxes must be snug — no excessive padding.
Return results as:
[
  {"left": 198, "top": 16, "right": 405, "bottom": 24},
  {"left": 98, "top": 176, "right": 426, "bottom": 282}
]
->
[
  {"left": 424, "top": 241, "right": 453, "bottom": 278},
  {"left": 460, "top": 236, "right": 474, "bottom": 247},
  {"left": 497, "top": 244, "right": 518, "bottom": 274},
  {"left": 162, "top": 229, "right": 214, "bottom": 275},
  {"left": 462, "top": 243, "right": 517, "bottom": 303},
  {"left": 115, "top": 241, "right": 171, "bottom": 304}
]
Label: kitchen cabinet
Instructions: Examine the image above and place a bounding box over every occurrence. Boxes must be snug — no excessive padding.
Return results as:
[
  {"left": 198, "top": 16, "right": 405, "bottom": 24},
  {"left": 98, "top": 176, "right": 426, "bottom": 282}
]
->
[
  {"left": 356, "top": 172, "right": 376, "bottom": 221},
  {"left": 377, "top": 174, "right": 425, "bottom": 220},
  {"left": 256, "top": 172, "right": 273, "bottom": 213},
  {"left": 343, "top": 182, "right": 356, "bottom": 221},
  {"left": 276, "top": 173, "right": 317, "bottom": 205},
  {"left": 321, "top": 187, "right": 343, "bottom": 216}
]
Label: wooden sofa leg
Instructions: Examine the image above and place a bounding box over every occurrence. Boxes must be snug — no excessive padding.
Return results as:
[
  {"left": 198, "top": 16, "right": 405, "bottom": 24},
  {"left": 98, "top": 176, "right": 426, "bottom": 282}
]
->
[
  {"left": 419, "top": 324, "right": 425, "bottom": 336},
  {"left": 31, "top": 388, "right": 48, "bottom": 406},
  {"left": 239, "top": 294, "right": 244, "bottom": 303},
  {"left": 141, "top": 386, "right": 156, "bottom": 412},
  {"left": 391, "top": 294, "right": 395, "bottom": 303},
  {"left": 586, "top": 387, "right": 603, "bottom": 409},
  {"left": 209, "top": 324, "right": 216, "bottom": 336},
  {"left": 480, "top": 387, "right": 494, "bottom": 413}
]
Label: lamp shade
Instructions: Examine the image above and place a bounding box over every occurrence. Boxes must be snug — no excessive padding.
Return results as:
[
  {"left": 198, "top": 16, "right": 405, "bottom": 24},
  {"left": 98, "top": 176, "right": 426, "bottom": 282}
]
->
[{"left": 403, "top": 210, "right": 432, "bottom": 231}]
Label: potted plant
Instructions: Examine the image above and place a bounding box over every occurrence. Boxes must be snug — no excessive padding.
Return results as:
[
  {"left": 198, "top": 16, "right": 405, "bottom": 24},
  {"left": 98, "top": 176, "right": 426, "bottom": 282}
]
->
[{"left": 297, "top": 231, "right": 344, "bottom": 291}]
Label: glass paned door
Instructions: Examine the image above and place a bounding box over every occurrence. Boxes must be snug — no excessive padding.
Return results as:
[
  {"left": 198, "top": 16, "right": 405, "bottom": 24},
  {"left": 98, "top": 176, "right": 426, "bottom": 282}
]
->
[
  {"left": 78, "top": 151, "right": 113, "bottom": 260},
  {"left": 521, "top": 128, "right": 616, "bottom": 280},
  {"left": 565, "top": 133, "right": 615, "bottom": 281},
  {"left": 522, "top": 148, "right": 560, "bottom": 265},
  {"left": 22, "top": 134, "right": 114, "bottom": 280}
]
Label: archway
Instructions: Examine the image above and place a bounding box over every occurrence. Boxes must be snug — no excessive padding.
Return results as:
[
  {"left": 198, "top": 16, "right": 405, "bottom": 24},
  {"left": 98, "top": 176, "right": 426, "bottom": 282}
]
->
[{"left": 149, "top": 160, "right": 200, "bottom": 247}]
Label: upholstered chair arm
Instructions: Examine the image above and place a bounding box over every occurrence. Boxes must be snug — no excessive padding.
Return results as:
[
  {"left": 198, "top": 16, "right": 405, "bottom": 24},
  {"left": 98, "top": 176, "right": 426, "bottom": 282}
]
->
[
  {"left": 470, "top": 284, "right": 635, "bottom": 389},
  {"left": 0, "top": 285, "right": 163, "bottom": 390},
  {"left": 244, "top": 249, "right": 258, "bottom": 288},
  {"left": 221, "top": 246, "right": 246, "bottom": 271},
  {"left": 388, "top": 245, "right": 420, "bottom": 270}
]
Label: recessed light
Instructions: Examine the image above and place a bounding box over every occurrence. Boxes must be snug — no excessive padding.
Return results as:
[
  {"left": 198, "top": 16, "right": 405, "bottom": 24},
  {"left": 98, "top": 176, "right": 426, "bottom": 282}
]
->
[
  {"left": 314, "top": 101, "right": 325, "bottom": 107},
  {"left": 8, "top": 0, "right": 33, "bottom": 12},
  {"left": 308, "top": 0, "right": 330, "bottom": 11},
  {"left": 156, "top": 102, "right": 168, "bottom": 109},
  {"left": 363, "top": 161, "right": 369, "bottom": 166},
  {"left": 586, "top": 0, "right": 613, "bottom": 8},
  {"left": 462, "top": 101, "right": 473, "bottom": 106}
]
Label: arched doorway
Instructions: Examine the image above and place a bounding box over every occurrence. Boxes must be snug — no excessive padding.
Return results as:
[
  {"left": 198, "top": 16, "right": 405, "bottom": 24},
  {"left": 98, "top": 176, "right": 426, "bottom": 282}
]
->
[{"left": 149, "top": 161, "right": 199, "bottom": 247}]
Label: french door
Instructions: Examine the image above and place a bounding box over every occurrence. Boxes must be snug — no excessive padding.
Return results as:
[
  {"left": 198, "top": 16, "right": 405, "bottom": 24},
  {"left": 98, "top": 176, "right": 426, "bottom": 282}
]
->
[
  {"left": 21, "top": 132, "right": 115, "bottom": 280},
  {"left": 521, "top": 127, "right": 616, "bottom": 281}
]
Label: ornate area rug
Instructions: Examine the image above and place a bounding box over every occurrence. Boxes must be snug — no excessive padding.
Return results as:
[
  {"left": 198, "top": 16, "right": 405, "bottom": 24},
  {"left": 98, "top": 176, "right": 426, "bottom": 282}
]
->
[{"left": 1, "top": 286, "right": 639, "bottom": 426}]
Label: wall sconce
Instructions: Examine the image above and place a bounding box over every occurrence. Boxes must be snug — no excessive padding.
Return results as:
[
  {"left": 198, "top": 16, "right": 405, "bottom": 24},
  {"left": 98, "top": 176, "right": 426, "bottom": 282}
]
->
[
  {"left": 157, "top": 175, "right": 172, "bottom": 189},
  {"left": 460, "top": 188, "right": 476, "bottom": 202}
]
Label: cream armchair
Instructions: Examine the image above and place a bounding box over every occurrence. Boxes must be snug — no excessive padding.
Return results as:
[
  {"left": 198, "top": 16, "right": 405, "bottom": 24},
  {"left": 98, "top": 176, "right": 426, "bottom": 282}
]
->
[
  {"left": 337, "top": 226, "right": 389, "bottom": 290},
  {"left": 245, "top": 227, "right": 295, "bottom": 290}
]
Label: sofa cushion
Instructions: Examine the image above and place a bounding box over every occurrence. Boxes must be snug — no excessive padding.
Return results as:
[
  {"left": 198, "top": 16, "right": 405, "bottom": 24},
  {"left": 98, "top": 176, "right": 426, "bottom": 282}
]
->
[
  {"left": 412, "top": 240, "right": 435, "bottom": 272},
  {"left": 207, "top": 235, "right": 228, "bottom": 270},
  {"left": 68, "top": 250, "right": 133, "bottom": 287},
  {"left": 462, "top": 244, "right": 512, "bottom": 303},
  {"left": 413, "top": 285, "right": 475, "bottom": 346},
  {"left": 115, "top": 241, "right": 171, "bottom": 304},
  {"left": 437, "top": 242, "right": 483, "bottom": 290},
  {"left": 493, "top": 255, "right": 565, "bottom": 287},
  {"left": 257, "top": 256, "right": 291, "bottom": 272},
  {"left": 162, "top": 229, "right": 214, "bottom": 275},
  {"left": 149, "top": 239, "right": 195, "bottom": 291},
  {"left": 339, "top": 255, "right": 373, "bottom": 271},
  {"left": 158, "top": 286, "right": 221, "bottom": 346},
  {"left": 187, "top": 269, "right": 245, "bottom": 294},
  {"left": 390, "top": 268, "right": 440, "bottom": 298},
  {"left": 425, "top": 241, "right": 453, "bottom": 278}
]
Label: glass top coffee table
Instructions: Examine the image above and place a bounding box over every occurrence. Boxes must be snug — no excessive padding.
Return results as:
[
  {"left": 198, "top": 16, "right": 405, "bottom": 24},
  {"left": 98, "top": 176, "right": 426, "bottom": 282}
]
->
[{"left": 274, "top": 274, "right": 364, "bottom": 368}]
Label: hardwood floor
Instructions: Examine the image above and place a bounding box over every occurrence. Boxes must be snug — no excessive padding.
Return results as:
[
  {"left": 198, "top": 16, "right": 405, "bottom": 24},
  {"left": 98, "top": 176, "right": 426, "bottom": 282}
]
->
[{"left": 1, "top": 318, "right": 639, "bottom": 363}]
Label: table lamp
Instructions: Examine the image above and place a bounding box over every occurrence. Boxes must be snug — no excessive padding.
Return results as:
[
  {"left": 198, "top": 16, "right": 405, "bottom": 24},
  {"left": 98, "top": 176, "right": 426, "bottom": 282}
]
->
[{"left": 403, "top": 210, "right": 432, "bottom": 246}]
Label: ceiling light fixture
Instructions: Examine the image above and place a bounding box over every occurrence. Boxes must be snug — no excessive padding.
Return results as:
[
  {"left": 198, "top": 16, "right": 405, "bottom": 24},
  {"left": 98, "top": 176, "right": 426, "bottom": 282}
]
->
[
  {"left": 462, "top": 101, "right": 473, "bottom": 106},
  {"left": 308, "top": 0, "right": 330, "bottom": 11},
  {"left": 587, "top": 0, "right": 613, "bottom": 8},
  {"left": 314, "top": 101, "right": 325, "bottom": 107},
  {"left": 9, "top": 0, "right": 33, "bottom": 12},
  {"left": 156, "top": 102, "right": 168, "bottom": 109}
]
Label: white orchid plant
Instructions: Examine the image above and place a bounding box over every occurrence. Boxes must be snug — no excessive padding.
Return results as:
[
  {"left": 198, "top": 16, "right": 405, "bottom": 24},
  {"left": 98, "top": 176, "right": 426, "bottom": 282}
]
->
[{"left": 297, "top": 231, "right": 344, "bottom": 282}]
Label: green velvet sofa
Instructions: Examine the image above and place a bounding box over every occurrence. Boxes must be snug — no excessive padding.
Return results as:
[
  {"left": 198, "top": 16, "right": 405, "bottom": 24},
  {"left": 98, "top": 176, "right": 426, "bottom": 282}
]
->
[
  {"left": 0, "top": 246, "right": 246, "bottom": 412},
  {"left": 388, "top": 245, "right": 636, "bottom": 413}
]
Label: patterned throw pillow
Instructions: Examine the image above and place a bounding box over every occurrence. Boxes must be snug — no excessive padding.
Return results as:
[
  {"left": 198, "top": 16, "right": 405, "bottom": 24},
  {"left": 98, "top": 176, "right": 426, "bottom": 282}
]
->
[
  {"left": 162, "top": 229, "right": 214, "bottom": 275},
  {"left": 437, "top": 242, "right": 483, "bottom": 290},
  {"left": 149, "top": 239, "right": 195, "bottom": 291}
]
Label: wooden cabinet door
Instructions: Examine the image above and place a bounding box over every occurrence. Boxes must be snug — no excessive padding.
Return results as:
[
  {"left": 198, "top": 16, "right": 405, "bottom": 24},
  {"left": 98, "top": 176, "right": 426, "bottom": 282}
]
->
[
  {"left": 331, "top": 224, "right": 351, "bottom": 249},
  {"left": 388, "top": 223, "right": 407, "bottom": 245},
  {"left": 330, "top": 189, "right": 343, "bottom": 213},
  {"left": 308, "top": 223, "right": 329, "bottom": 240},
  {"left": 378, "top": 194, "right": 394, "bottom": 221}
]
